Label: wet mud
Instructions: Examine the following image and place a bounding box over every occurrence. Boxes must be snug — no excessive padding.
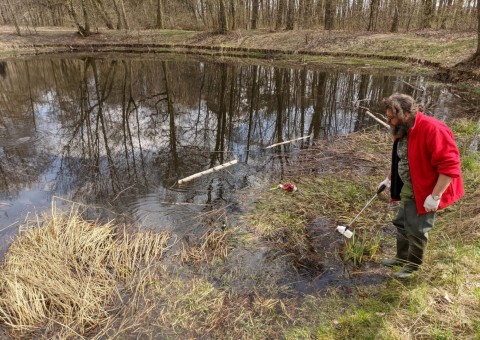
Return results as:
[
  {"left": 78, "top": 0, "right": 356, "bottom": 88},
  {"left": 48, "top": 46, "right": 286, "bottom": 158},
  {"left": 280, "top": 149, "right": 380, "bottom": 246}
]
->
[{"left": 288, "top": 218, "right": 391, "bottom": 295}]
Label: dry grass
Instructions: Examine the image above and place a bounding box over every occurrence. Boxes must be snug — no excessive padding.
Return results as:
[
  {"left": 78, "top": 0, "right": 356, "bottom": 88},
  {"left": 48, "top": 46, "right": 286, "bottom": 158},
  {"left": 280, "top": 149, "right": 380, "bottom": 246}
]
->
[
  {"left": 0, "top": 26, "right": 477, "bottom": 70},
  {"left": 0, "top": 204, "right": 172, "bottom": 338},
  {"left": 180, "top": 226, "right": 239, "bottom": 265},
  {"left": 0, "top": 126, "right": 477, "bottom": 338}
]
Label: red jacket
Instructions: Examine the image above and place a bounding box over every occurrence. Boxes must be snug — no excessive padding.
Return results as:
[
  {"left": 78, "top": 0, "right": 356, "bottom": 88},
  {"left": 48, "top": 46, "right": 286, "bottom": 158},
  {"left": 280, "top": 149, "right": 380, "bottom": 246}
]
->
[{"left": 407, "top": 112, "right": 464, "bottom": 215}]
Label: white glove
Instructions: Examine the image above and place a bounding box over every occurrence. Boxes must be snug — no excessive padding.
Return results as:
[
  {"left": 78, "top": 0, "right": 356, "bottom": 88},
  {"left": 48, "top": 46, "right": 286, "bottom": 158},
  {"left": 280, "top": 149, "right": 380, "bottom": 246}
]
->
[
  {"left": 377, "top": 177, "right": 391, "bottom": 191},
  {"left": 423, "top": 194, "right": 440, "bottom": 212}
]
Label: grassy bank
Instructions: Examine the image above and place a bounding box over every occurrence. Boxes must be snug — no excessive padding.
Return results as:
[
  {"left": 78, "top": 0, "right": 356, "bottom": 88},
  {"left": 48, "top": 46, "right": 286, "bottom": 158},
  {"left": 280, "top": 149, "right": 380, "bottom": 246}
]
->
[
  {"left": 0, "top": 119, "right": 478, "bottom": 338},
  {"left": 0, "top": 27, "right": 478, "bottom": 73},
  {"left": 0, "top": 27, "right": 474, "bottom": 63}
]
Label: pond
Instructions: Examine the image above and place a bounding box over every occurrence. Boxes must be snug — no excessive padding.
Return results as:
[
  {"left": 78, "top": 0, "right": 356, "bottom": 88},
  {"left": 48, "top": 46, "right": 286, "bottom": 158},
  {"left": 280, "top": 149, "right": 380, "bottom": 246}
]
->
[{"left": 0, "top": 54, "right": 470, "bottom": 257}]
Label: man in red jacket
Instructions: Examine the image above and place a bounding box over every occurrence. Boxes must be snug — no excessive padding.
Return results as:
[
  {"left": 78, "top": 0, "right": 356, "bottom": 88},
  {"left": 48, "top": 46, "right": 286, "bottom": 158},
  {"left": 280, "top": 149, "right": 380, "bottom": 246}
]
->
[{"left": 377, "top": 93, "right": 464, "bottom": 278}]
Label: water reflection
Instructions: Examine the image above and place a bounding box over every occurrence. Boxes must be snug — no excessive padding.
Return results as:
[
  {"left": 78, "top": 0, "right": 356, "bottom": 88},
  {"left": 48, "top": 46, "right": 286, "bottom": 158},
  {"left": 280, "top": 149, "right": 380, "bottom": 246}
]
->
[{"left": 0, "top": 55, "right": 465, "bottom": 254}]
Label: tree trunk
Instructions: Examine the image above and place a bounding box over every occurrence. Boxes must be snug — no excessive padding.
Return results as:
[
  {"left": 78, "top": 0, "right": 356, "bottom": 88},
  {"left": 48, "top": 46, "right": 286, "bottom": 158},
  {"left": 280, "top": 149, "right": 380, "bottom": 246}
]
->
[
  {"left": 303, "top": 0, "right": 312, "bottom": 28},
  {"left": 421, "top": 0, "right": 433, "bottom": 29},
  {"left": 112, "top": 0, "right": 124, "bottom": 29},
  {"left": 91, "top": 0, "right": 114, "bottom": 29},
  {"left": 6, "top": 0, "right": 21, "bottom": 36},
  {"left": 230, "top": 0, "right": 237, "bottom": 30},
  {"left": 452, "top": 0, "right": 464, "bottom": 29},
  {"left": 81, "top": 0, "right": 90, "bottom": 34},
  {"left": 156, "top": 0, "right": 164, "bottom": 29},
  {"left": 68, "top": 0, "right": 90, "bottom": 36},
  {"left": 367, "top": 0, "right": 378, "bottom": 31},
  {"left": 325, "top": 0, "right": 334, "bottom": 30},
  {"left": 316, "top": 0, "right": 324, "bottom": 26},
  {"left": 219, "top": 0, "right": 229, "bottom": 33},
  {"left": 476, "top": 0, "right": 480, "bottom": 55},
  {"left": 440, "top": 0, "right": 453, "bottom": 29},
  {"left": 275, "top": 0, "right": 286, "bottom": 30},
  {"left": 251, "top": 0, "right": 259, "bottom": 28},
  {"left": 119, "top": 0, "right": 129, "bottom": 29},
  {"left": 297, "top": 0, "right": 305, "bottom": 28},
  {"left": 286, "top": 0, "right": 295, "bottom": 29},
  {"left": 390, "top": 0, "right": 399, "bottom": 32}
]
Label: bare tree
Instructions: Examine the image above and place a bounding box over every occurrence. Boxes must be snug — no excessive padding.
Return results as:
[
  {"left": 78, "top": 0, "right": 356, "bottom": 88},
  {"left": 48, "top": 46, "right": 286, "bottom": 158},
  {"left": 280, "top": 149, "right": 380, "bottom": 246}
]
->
[
  {"left": 67, "top": 0, "right": 92, "bottom": 36},
  {"left": 390, "top": 0, "right": 400, "bottom": 32},
  {"left": 421, "top": 0, "right": 433, "bottom": 28},
  {"left": 440, "top": 0, "right": 454, "bottom": 29},
  {"left": 219, "top": 0, "right": 229, "bottom": 33},
  {"left": 286, "top": 0, "right": 296, "bottom": 29},
  {"left": 478, "top": 0, "right": 480, "bottom": 54},
  {"left": 367, "top": 0, "right": 379, "bottom": 31},
  {"left": 251, "top": 0, "right": 259, "bottom": 28},
  {"left": 91, "top": 0, "right": 114, "bottom": 29},
  {"left": 6, "top": 0, "right": 21, "bottom": 35},
  {"left": 157, "top": 0, "right": 165, "bottom": 29},
  {"left": 230, "top": 0, "right": 237, "bottom": 30},
  {"left": 325, "top": 0, "right": 335, "bottom": 30},
  {"left": 276, "top": 0, "right": 286, "bottom": 30},
  {"left": 472, "top": 0, "right": 480, "bottom": 63},
  {"left": 112, "top": 0, "right": 129, "bottom": 29}
]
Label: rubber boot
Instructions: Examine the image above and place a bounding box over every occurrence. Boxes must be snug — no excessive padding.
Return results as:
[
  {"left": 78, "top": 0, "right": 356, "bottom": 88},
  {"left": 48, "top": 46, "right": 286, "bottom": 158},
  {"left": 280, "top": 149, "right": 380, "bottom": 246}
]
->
[
  {"left": 405, "top": 234, "right": 427, "bottom": 271},
  {"left": 380, "top": 228, "right": 409, "bottom": 267}
]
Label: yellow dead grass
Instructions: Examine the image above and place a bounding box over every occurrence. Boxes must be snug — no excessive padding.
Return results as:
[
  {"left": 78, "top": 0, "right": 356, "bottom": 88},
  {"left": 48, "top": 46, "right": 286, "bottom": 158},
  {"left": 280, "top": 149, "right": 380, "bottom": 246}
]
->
[{"left": 0, "top": 205, "right": 171, "bottom": 337}]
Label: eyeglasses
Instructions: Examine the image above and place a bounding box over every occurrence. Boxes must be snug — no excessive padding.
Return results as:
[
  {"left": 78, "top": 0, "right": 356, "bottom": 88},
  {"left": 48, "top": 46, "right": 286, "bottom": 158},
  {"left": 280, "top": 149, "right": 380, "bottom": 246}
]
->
[{"left": 386, "top": 114, "right": 395, "bottom": 123}]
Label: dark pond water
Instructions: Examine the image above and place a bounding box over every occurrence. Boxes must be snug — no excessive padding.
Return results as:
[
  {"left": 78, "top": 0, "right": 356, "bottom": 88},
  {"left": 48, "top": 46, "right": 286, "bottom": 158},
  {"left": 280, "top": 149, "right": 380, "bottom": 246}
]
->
[{"left": 0, "top": 54, "right": 471, "bottom": 257}]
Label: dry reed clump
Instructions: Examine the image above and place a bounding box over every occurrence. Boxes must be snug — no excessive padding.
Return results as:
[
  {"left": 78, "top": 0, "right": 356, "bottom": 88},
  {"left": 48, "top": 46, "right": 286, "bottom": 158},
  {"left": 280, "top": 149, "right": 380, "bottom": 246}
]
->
[
  {"left": 180, "top": 226, "right": 239, "bottom": 265},
  {"left": 0, "top": 206, "right": 172, "bottom": 337}
]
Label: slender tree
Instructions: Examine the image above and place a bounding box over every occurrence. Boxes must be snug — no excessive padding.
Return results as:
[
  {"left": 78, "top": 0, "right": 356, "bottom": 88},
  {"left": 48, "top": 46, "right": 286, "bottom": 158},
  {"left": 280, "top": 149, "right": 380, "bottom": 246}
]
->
[
  {"left": 367, "top": 0, "right": 379, "bottom": 31},
  {"left": 276, "top": 0, "right": 286, "bottom": 30},
  {"left": 251, "top": 0, "right": 259, "bottom": 28},
  {"left": 67, "top": 0, "right": 92, "bottom": 36},
  {"left": 473, "top": 0, "right": 480, "bottom": 62},
  {"left": 230, "top": 0, "right": 237, "bottom": 30},
  {"left": 391, "top": 0, "right": 400, "bottom": 32},
  {"left": 286, "top": 0, "right": 296, "bottom": 29},
  {"left": 325, "top": 0, "right": 335, "bottom": 30},
  {"left": 219, "top": 0, "right": 229, "bottom": 33},
  {"left": 156, "top": 0, "right": 165, "bottom": 29},
  {"left": 6, "top": 0, "right": 21, "bottom": 35},
  {"left": 421, "top": 0, "right": 433, "bottom": 28},
  {"left": 91, "top": 0, "right": 114, "bottom": 29}
]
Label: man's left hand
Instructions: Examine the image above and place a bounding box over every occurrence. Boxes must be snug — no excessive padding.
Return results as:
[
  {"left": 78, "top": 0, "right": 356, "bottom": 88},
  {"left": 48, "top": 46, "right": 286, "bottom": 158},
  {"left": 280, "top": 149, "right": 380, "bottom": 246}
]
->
[{"left": 424, "top": 194, "right": 440, "bottom": 212}]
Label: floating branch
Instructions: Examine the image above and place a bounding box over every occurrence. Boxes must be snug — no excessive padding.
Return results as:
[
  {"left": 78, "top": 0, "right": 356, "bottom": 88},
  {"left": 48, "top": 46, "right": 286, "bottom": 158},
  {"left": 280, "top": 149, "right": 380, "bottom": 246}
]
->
[
  {"left": 265, "top": 135, "right": 311, "bottom": 149},
  {"left": 360, "top": 107, "right": 390, "bottom": 129},
  {"left": 178, "top": 159, "right": 239, "bottom": 185},
  {"left": 399, "top": 79, "right": 425, "bottom": 92}
]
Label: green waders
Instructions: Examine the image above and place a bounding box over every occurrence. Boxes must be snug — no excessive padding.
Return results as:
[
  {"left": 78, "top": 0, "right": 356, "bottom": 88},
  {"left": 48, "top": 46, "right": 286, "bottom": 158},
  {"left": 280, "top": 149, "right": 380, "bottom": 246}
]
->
[{"left": 392, "top": 185, "right": 435, "bottom": 271}]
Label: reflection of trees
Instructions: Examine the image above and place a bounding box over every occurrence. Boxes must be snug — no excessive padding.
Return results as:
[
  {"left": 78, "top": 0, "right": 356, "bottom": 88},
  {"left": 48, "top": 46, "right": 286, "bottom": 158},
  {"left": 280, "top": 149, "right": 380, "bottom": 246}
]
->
[
  {"left": 309, "top": 71, "right": 326, "bottom": 139},
  {"left": 245, "top": 65, "right": 258, "bottom": 163},
  {"left": 162, "top": 61, "right": 179, "bottom": 176},
  {"left": 0, "top": 56, "right": 443, "bottom": 206}
]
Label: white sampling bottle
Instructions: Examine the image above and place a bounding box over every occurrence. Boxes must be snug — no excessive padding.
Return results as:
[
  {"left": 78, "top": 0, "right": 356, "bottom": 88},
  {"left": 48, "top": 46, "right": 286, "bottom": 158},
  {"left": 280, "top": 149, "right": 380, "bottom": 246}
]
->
[{"left": 336, "top": 225, "right": 354, "bottom": 238}]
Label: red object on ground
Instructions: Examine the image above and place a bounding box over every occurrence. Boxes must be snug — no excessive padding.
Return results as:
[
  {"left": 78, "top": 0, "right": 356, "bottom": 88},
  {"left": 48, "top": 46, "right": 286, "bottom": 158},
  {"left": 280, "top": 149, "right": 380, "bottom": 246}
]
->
[{"left": 280, "top": 183, "right": 297, "bottom": 192}]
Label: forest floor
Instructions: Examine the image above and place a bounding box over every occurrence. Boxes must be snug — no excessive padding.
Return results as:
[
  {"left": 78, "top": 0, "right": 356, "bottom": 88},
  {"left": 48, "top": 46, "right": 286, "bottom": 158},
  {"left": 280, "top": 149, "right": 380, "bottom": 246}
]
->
[{"left": 0, "top": 26, "right": 479, "bottom": 85}]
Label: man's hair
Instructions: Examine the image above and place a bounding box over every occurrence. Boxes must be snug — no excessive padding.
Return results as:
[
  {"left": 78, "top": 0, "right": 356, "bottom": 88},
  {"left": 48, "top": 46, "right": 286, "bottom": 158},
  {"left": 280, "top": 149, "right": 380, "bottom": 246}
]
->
[
  {"left": 383, "top": 93, "right": 418, "bottom": 138},
  {"left": 382, "top": 93, "right": 418, "bottom": 120}
]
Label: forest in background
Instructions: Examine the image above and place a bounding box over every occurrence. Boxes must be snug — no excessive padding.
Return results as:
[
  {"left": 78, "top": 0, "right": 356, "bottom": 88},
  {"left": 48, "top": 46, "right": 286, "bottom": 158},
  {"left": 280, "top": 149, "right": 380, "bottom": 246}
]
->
[{"left": 0, "top": 0, "right": 478, "bottom": 37}]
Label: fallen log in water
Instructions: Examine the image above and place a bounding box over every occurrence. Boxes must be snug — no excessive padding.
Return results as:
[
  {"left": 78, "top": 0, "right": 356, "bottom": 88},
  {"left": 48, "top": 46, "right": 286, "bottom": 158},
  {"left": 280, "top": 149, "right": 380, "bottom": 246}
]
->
[
  {"left": 265, "top": 135, "right": 311, "bottom": 149},
  {"left": 361, "top": 108, "right": 390, "bottom": 129},
  {"left": 178, "top": 159, "right": 239, "bottom": 184}
]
